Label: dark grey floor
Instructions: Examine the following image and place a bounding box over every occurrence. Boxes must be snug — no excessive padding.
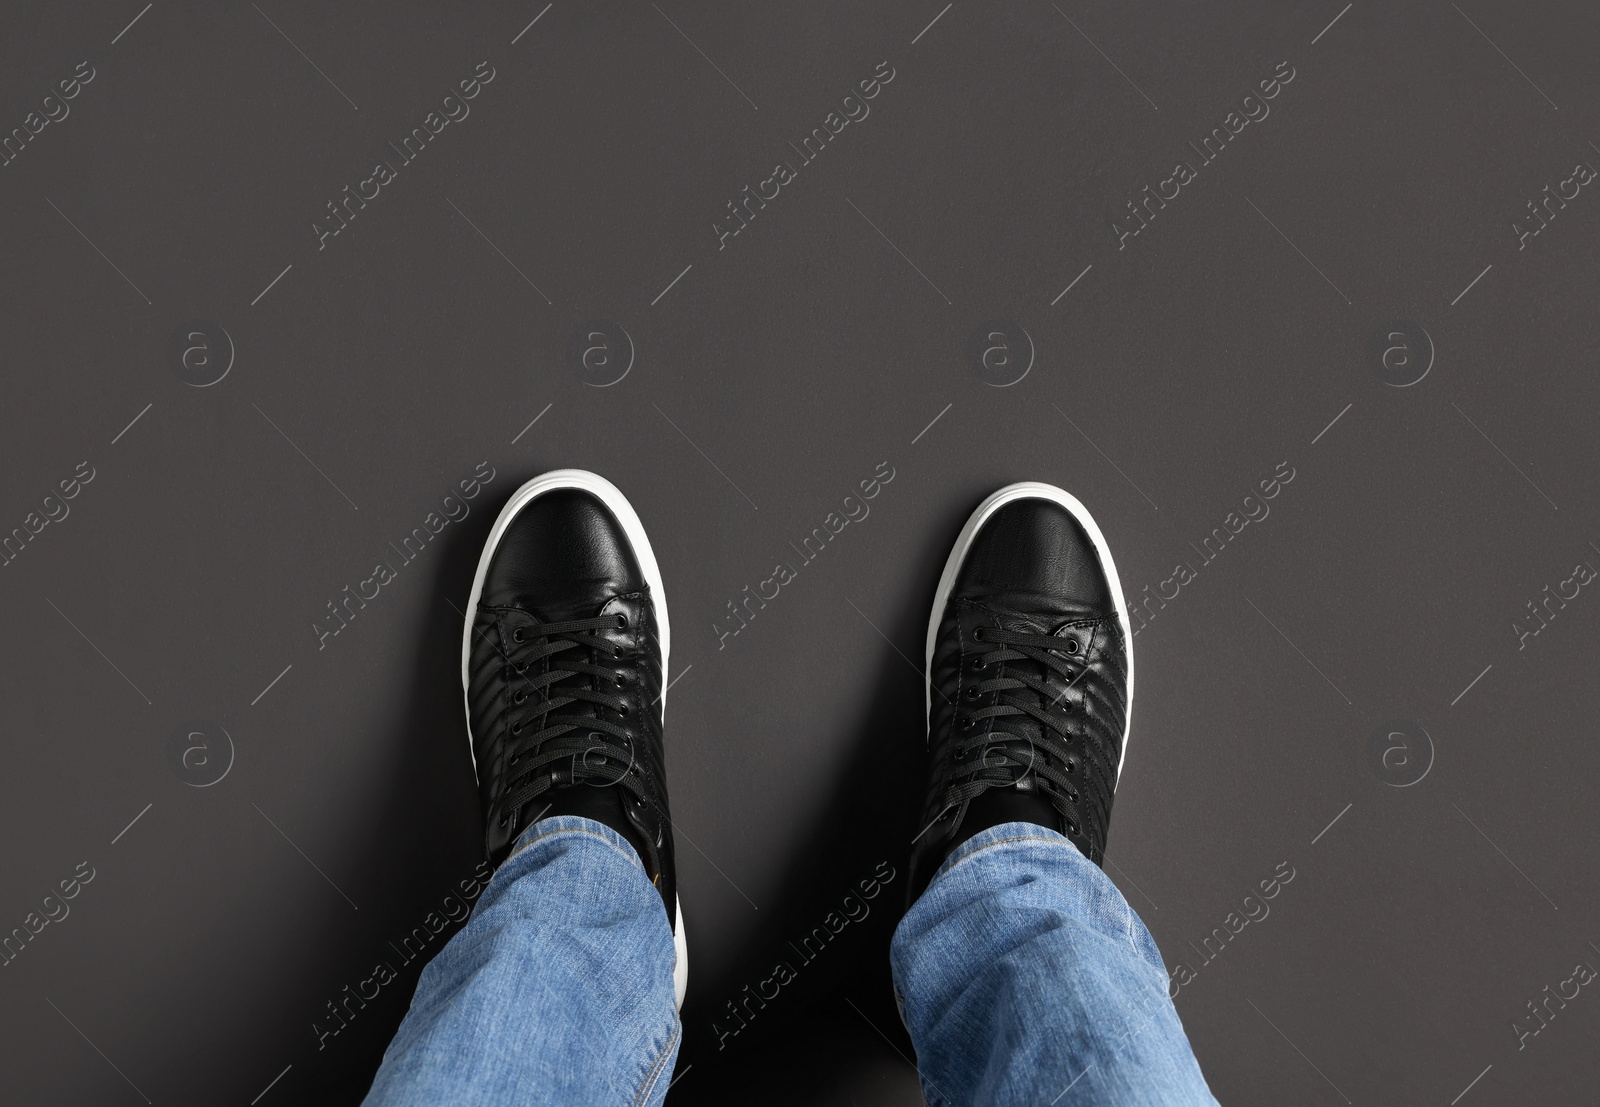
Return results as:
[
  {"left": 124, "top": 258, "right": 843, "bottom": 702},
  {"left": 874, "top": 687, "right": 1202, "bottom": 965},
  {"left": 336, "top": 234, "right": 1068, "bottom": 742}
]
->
[{"left": 4, "top": 0, "right": 1599, "bottom": 1103}]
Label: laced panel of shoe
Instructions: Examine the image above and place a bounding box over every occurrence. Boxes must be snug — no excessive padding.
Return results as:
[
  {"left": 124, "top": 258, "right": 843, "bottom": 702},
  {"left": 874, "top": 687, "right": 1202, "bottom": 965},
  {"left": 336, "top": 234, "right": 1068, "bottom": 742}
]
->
[
  {"left": 494, "top": 613, "right": 663, "bottom": 828},
  {"left": 942, "top": 625, "right": 1091, "bottom": 835}
]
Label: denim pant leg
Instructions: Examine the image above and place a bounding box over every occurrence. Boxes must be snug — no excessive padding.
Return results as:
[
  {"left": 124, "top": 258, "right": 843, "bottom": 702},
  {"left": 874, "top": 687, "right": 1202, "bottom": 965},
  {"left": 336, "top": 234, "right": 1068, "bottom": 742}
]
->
[
  {"left": 363, "top": 816, "right": 681, "bottom": 1107},
  {"left": 891, "top": 822, "right": 1218, "bottom": 1107}
]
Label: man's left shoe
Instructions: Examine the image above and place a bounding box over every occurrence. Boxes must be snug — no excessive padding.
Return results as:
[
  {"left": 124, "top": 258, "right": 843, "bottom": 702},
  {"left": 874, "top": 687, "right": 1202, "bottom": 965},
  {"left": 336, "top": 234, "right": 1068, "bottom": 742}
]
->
[
  {"left": 909, "top": 482, "right": 1135, "bottom": 901},
  {"left": 461, "top": 469, "right": 686, "bottom": 1008}
]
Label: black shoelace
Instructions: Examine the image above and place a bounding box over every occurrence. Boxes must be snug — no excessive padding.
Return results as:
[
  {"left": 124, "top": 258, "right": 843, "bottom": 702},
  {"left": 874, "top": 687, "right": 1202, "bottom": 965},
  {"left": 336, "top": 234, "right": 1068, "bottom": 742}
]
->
[
  {"left": 495, "top": 614, "right": 656, "bottom": 826},
  {"left": 938, "top": 626, "right": 1088, "bottom": 834}
]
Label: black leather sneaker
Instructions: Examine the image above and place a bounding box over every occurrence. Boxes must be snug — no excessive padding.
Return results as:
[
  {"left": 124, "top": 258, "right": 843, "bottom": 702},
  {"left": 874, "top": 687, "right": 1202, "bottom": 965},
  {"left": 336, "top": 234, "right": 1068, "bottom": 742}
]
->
[
  {"left": 909, "top": 483, "right": 1134, "bottom": 900},
  {"left": 461, "top": 470, "right": 686, "bottom": 1007}
]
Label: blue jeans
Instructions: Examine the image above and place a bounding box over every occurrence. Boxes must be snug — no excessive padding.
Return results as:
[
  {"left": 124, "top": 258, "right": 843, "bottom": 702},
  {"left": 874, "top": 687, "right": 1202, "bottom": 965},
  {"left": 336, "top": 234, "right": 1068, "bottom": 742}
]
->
[{"left": 363, "top": 818, "right": 1217, "bottom": 1106}]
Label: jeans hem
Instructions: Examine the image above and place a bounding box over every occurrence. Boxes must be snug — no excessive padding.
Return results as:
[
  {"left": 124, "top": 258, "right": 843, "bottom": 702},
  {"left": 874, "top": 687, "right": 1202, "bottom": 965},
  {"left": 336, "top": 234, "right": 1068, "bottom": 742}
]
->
[
  {"left": 505, "top": 816, "right": 647, "bottom": 874},
  {"left": 927, "top": 821, "right": 1079, "bottom": 889}
]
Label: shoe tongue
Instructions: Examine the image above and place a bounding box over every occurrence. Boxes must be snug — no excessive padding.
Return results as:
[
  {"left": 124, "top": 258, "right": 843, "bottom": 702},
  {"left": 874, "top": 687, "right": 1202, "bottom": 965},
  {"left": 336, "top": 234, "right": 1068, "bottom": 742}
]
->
[
  {"left": 531, "top": 595, "right": 617, "bottom": 624},
  {"left": 990, "top": 610, "right": 1083, "bottom": 653},
  {"left": 981, "top": 611, "right": 1071, "bottom": 746},
  {"left": 507, "top": 598, "right": 620, "bottom": 729},
  {"left": 994, "top": 611, "right": 1057, "bottom": 636}
]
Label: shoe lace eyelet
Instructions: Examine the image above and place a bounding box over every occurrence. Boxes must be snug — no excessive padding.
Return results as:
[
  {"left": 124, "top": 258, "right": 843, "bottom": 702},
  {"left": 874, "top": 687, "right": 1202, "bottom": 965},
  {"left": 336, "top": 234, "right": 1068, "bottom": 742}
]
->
[
  {"left": 1063, "top": 639, "right": 1080, "bottom": 655},
  {"left": 615, "top": 614, "right": 628, "bottom": 629},
  {"left": 512, "top": 628, "right": 524, "bottom": 643},
  {"left": 613, "top": 647, "right": 624, "bottom": 659},
  {"left": 618, "top": 704, "right": 629, "bottom": 717},
  {"left": 510, "top": 722, "right": 522, "bottom": 734},
  {"left": 965, "top": 687, "right": 979, "bottom": 700},
  {"left": 513, "top": 690, "right": 527, "bottom": 705}
]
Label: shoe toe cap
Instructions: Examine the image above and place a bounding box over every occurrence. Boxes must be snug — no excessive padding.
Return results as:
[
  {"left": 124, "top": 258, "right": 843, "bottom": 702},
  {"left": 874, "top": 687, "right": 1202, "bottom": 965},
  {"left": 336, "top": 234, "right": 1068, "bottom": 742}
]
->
[
  {"left": 481, "top": 488, "right": 646, "bottom": 613},
  {"left": 954, "top": 497, "right": 1113, "bottom": 618}
]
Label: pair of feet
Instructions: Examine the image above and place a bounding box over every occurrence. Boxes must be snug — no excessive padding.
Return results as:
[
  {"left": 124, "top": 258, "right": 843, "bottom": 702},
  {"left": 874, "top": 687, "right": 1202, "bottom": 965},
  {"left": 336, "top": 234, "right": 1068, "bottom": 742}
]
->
[{"left": 461, "top": 472, "right": 1134, "bottom": 1010}]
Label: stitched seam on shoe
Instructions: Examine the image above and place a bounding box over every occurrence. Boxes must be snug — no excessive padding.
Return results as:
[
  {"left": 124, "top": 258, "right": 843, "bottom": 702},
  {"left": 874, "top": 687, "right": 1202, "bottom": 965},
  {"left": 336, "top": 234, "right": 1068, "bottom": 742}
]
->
[
  {"left": 505, "top": 828, "right": 645, "bottom": 870},
  {"left": 482, "top": 590, "right": 649, "bottom": 618},
  {"left": 963, "top": 598, "right": 1110, "bottom": 629},
  {"left": 632, "top": 1020, "right": 681, "bottom": 1107}
]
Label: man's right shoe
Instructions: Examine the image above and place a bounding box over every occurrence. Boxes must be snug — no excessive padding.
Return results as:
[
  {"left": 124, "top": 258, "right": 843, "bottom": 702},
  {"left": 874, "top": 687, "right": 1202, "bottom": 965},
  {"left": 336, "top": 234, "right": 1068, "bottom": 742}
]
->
[
  {"left": 461, "top": 470, "right": 686, "bottom": 1009},
  {"left": 909, "top": 483, "right": 1135, "bottom": 900}
]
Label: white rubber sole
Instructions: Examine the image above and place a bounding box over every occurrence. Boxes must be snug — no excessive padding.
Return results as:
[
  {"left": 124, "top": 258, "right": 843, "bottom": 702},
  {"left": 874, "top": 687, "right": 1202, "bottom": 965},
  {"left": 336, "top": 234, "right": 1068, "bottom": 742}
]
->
[
  {"left": 459, "top": 468, "right": 687, "bottom": 1010},
  {"left": 670, "top": 893, "right": 687, "bottom": 1009},
  {"left": 924, "top": 482, "right": 1136, "bottom": 785}
]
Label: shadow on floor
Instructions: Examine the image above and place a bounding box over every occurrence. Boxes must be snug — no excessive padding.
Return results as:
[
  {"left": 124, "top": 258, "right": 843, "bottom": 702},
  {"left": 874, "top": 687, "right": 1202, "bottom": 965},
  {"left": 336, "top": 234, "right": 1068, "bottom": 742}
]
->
[{"left": 666, "top": 496, "right": 969, "bottom": 1105}]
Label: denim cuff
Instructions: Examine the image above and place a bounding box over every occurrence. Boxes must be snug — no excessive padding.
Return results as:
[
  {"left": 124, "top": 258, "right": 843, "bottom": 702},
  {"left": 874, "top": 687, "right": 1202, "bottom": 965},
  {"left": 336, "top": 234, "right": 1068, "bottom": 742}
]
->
[
  {"left": 928, "top": 820, "right": 1083, "bottom": 889},
  {"left": 504, "top": 814, "right": 647, "bottom": 873}
]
